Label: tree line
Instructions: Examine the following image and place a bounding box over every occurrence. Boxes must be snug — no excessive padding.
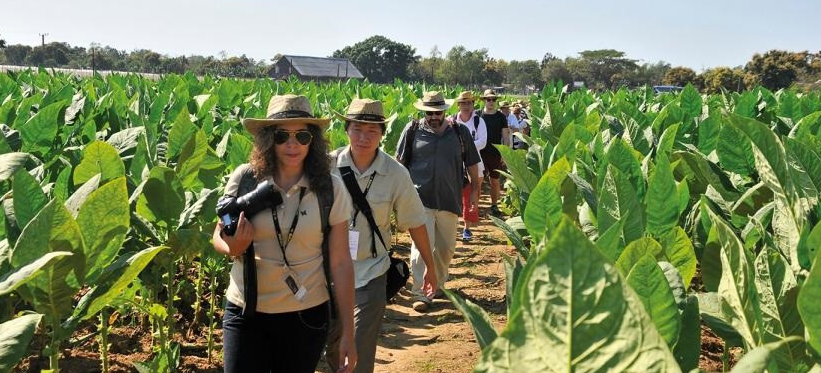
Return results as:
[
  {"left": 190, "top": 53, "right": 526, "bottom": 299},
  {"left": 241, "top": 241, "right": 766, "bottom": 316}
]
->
[{"left": 1, "top": 33, "right": 820, "bottom": 92}]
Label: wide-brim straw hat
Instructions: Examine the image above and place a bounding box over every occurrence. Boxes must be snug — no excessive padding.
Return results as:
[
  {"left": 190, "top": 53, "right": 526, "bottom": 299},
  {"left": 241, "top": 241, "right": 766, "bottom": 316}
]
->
[
  {"left": 413, "top": 91, "right": 454, "bottom": 111},
  {"left": 480, "top": 89, "right": 499, "bottom": 99},
  {"left": 455, "top": 91, "right": 476, "bottom": 103},
  {"left": 243, "top": 94, "right": 330, "bottom": 135},
  {"left": 335, "top": 98, "right": 388, "bottom": 124},
  {"left": 499, "top": 100, "right": 511, "bottom": 108}
]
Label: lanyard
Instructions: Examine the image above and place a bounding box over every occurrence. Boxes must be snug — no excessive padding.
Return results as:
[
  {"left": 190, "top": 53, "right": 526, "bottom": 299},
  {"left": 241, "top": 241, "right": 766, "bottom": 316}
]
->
[
  {"left": 351, "top": 173, "right": 377, "bottom": 227},
  {"left": 272, "top": 187, "right": 306, "bottom": 267}
]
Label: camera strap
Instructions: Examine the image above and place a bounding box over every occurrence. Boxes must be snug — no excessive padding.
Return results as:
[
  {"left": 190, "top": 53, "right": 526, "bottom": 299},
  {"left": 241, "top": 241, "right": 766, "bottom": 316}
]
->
[
  {"left": 339, "top": 166, "right": 386, "bottom": 258},
  {"left": 272, "top": 187, "right": 306, "bottom": 267}
]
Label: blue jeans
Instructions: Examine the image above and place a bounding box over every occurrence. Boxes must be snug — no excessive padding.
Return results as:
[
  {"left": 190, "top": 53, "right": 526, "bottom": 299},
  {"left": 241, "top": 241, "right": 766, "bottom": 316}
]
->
[{"left": 222, "top": 301, "right": 329, "bottom": 373}]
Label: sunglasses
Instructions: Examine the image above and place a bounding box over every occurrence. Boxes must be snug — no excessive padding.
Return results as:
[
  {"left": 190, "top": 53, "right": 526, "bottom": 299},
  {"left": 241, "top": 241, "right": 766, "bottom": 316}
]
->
[
  {"left": 273, "top": 129, "right": 313, "bottom": 145},
  {"left": 425, "top": 111, "right": 444, "bottom": 116},
  {"left": 484, "top": 98, "right": 497, "bottom": 102}
]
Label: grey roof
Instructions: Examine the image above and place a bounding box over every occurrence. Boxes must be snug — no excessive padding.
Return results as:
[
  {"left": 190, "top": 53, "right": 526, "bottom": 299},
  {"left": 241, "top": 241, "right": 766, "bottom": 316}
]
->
[{"left": 281, "top": 55, "right": 364, "bottom": 79}]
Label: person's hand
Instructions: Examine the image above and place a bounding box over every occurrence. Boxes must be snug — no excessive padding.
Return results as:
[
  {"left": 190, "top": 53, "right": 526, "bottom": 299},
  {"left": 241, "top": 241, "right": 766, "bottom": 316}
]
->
[
  {"left": 220, "top": 211, "right": 255, "bottom": 257},
  {"left": 469, "top": 188, "right": 479, "bottom": 212},
  {"left": 423, "top": 268, "right": 438, "bottom": 299},
  {"left": 336, "top": 331, "right": 358, "bottom": 373}
]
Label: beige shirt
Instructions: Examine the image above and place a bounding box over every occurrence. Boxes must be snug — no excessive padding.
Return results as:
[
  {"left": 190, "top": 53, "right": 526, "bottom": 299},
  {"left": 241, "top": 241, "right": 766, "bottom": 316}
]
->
[
  {"left": 332, "top": 147, "right": 427, "bottom": 288},
  {"left": 223, "top": 164, "right": 352, "bottom": 314}
]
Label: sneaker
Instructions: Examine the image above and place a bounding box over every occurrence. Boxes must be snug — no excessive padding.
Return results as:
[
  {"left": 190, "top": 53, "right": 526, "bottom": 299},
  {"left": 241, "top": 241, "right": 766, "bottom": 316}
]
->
[
  {"left": 412, "top": 299, "right": 430, "bottom": 312},
  {"left": 461, "top": 228, "right": 472, "bottom": 241}
]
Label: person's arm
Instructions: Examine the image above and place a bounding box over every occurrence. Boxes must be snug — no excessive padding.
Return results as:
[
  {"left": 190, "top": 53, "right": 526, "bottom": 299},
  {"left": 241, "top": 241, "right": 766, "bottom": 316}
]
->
[
  {"left": 474, "top": 119, "right": 488, "bottom": 151},
  {"left": 467, "top": 164, "right": 479, "bottom": 210},
  {"left": 502, "top": 127, "right": 511, "bottom": 147},
  {"left": 328, "top": 220, "right": 358, "bottom": 373},
  {"left": 408, "top": 225, "right": 438, "bottom": 297},
  {"left": 212, "top": 211, "right": 254, "bottom": 257}
]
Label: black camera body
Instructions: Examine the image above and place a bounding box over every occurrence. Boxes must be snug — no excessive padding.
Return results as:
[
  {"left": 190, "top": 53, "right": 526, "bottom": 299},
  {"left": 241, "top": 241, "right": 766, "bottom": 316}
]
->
[{"left": 216, "top": 180, "right": 283, "bottom": 236}]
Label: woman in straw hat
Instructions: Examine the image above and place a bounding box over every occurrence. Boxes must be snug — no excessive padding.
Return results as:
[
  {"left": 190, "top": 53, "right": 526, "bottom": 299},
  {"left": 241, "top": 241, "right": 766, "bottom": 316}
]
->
[
  {"left": 213, "top": 94, "right": 358, "bottom": 373},
  {"left": 326, "top": 98, "right": 438, "bottom": 373}
]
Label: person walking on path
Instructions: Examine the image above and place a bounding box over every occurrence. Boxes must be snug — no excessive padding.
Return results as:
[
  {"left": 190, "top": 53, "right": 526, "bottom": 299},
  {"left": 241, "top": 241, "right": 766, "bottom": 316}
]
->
[
  {"left": 451, "top": 91, "right": 487, "bottom": 241},
  {"left": 477, "top": 89, "right": 510, "bottom": 217},
  {"left": 395, "top": 91, "right": 481, "bottom": 312},
  {"left": 326, "top": 98, "right": 438, "bottom": 373}
]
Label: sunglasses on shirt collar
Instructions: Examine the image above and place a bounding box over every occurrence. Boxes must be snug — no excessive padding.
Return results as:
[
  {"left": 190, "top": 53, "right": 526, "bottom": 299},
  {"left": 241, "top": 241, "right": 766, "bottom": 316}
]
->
[{"left": 273, "top": 129, "right": 313, "bottom": 145}]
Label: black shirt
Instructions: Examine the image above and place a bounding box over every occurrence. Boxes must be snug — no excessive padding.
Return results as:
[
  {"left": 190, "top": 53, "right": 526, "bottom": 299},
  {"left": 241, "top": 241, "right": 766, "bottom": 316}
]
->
[{"left": 478, "top": 109, "right": 508, "bottom": 156}]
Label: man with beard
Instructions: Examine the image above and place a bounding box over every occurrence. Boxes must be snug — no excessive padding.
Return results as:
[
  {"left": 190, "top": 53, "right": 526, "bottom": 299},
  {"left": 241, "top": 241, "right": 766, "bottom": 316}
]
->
[{"left": 395, "top": 91, "right": 481, "bottom": 312}]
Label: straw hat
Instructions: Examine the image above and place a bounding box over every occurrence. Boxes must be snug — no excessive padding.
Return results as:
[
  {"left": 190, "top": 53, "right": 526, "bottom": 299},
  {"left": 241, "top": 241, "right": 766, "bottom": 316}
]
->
[
  {"left": 499, "top": 101, "right": 511, "bottom": 108},
  {"left": 243, "top": 94, "right": 330, "bottom": 135},
  {"left": 413, "top": 91, "right": 454, "bottom": 111},
  {"left": 480, "top": 89, "right": 499, "bottom": 99},
  {"left": 336, "top": 98, "right": 387, "bottom": 124},
  {"left": 455, "top": 91, "right": 476, "bottom": 103}
]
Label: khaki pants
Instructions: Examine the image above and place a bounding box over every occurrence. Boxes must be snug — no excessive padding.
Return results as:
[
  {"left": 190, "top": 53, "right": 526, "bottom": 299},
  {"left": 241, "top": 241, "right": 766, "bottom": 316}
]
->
[
  {"left": 410, "top": 208, "right": 458, "bottom": 298},
  {"left": 326, "top": 273, "right": 387, "bottom": 373}
]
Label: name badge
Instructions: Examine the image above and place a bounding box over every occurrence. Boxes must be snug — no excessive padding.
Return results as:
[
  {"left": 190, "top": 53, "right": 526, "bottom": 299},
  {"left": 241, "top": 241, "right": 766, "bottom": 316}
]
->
[{"left": 348, "top": 230, "right": 360, "bottom": 260}]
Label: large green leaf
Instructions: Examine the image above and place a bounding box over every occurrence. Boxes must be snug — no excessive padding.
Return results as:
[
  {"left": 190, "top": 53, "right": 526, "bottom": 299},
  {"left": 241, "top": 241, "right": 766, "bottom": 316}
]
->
[
  {"left": 72, "top": 246, "right": 166, "bottom": 322},
  {"left": 9, "top": 199, "right": 85, "bottom": 321},
  {"left": 626, "top": 255, "right": 681, "bottom": 347},
  {"left": 0, "top": 314, "right": 42, "bottom": 373},
  {"left": 490, "top": 216, "right": 529, "bottom": 259},
  {"left": 717, "top": 123, "right": 756, "bottom": 177},
  {"left": 616, "top": 237, "right": 662, "bottom": 276},
  {"left": 658, "top": 227, "right": 697, "bottom": 289},
  {"left": 672, "top": 151, "right": 739, "bottom": 202},
  {"left": 11, "top": 168, "right": 47, "bottom": 230},
  {"left": 19, "top": 100, "right": 64, "bottom": 156},
  {"left": 598, "top": 165, "right": 644, "bottom": 245},
  {"left": 799, "top": 253, "right": 821, "bottom": 356},
  {"left": 166, "top": 111, "right": 198, "bottom": 162},
  {"left": 228, "top": 133, "right": 254, "bottom": 169},
  {"left": 476, "top": 217, "right": 681, "bottom": 373},
  {"left": 523, "top": 157, "right": 569, "bottom": 243},
  {"left": 606, "top": 137, "right": 646, "bottom": 199},
  {"left": 0, "top": 252, "right": 73, "bottom": 296},
  {"left": 175, "top": 130, "right": 208, "bottom": 190},
  {"left": 679, "top": 84, "right": 702, "bottom": 122},
  {"left": 498, "top": 146, "right": 539, "bottom": 194},
  {"left": 444, "top": 289, "right": 498, "bottom": 350},
  {"left": 0, "top": 153, "right": 31, "bottom": 182},
  {"left": 673, "top": 295, "right": 700, "bottom": 372},
  {"left": 135, "top": 166, "right": 185, "bottom": 228},
  {"left": 76, "top": 177, "right": 130, "bottom": 284},
  {"left": 646, "top": 153, "right": 679, "bottom": 237},
  {"left": 73, "top": 141, "right": 126, "bottom": 186},
  {"left": 728, "top": 337, "right": 803, "bottom": 373}
]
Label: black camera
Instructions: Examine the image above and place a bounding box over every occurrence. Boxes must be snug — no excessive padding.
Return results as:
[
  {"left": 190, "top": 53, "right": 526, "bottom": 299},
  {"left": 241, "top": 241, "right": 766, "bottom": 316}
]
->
[{"left": 216, "top": 180, "right": 283, "bottom": 236}]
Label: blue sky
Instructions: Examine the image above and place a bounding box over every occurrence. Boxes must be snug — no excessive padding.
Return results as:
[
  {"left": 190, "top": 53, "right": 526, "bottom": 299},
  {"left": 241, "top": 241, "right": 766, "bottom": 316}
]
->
[{"left": 2, "top": 0, "right": 819, "bottom": 71}]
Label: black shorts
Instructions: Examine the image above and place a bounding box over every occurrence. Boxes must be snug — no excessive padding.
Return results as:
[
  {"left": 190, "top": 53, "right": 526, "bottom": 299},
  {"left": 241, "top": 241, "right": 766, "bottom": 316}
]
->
[{"left": 480, "top": 148, "right": 506, "bottom": 179}]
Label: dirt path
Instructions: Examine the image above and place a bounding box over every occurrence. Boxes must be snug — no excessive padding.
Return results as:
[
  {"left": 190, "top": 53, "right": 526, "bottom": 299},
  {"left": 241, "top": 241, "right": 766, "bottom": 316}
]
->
[{"left": 317, "top": 197, "right": 514, "bottom": 373}]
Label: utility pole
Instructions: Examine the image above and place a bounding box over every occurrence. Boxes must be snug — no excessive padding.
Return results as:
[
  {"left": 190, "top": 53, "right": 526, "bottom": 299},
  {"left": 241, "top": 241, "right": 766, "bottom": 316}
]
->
[
  {"left": 39, "top": 33, "right": 48, "bottom": 47},
  {"left": 91, "top": 47, "right": 96, "bottom": 74}
]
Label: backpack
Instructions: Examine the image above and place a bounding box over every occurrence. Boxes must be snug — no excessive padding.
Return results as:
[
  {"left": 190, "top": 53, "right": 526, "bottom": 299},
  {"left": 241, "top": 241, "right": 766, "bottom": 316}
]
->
[
  {"left": 400, "top": 119, "right": 469, "bottom": 186},
  {"left": 235, "top": 165, "right": 336, "bottom": 318}
]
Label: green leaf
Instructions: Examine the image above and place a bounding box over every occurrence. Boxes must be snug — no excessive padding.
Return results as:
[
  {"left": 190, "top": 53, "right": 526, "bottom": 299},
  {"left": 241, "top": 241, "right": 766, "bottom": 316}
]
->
[
  {"left": 523, "top": 157, "right": 569, "bottom": 243},
  {"left": 0, "top": 252, "right": 73, "bottom": 296},
  {"left": 76, "top": 177, "right": 130, "bottom": 284},
  {"left": 498, "top": 146, "right": 539, "bottom": 194},
  {"left": 64, "top": 174, "right": 101, "bottom": 218},
  {"left": 717, "top": 123, "right": 756, "bottom": 177},
  {"left": 799, "top": 253, "right": 821, "bottom": 356},
  {"left": 657, "top": 122, "right": 680, "bottom": 157},
  {"left": 673, "top": 295, "right": 701, "bottom": 372},
  {"left": 672, "top": 151, "right": 739, "bottom": 202},
  {"left": 501, "top": 253, "right": 524, "bottom": 319},
  {"left": 475, "top": 217, "right": 682, "bottom": 373},
  {"left": 228, "top": 133, "right": 254, "bottom": 169},
  {"left": 73, "top": 141, "right": 125, "bottom": 186},
  {"left": 799, "top": 221, "right": 821, "bottom": 270},
  {"left": 679, "top": 84, "right": 702, "bottom": 121},
  {"left": 658, "top": 262, "right": 686, "bottom": 310},
  {"left": 596, "top": 219, "right": 625, "bottom": 262},
  {"left": 728, "top": 337, "right": 803, "bottom": 373},
  {"left": 658, "top": 227, "right": 697, "bottom": 289},
  {"left": 0, "top": 314, "right": 43, "bottom": 373},
  {"left": 598, "top": 165, "right": 644, "bottom": 245},
  {"left": 697, "top": 292, "right": 744, "bottom": 347},
  {"left": 9, "top": 199, "right": 85, "bottom": 320},
  {"left": 626, "top": 255, "right": 681, "bottom": 347},
  {"left": 136, "top": 167, "right": 185, "bottom": 228},
  {"left": 19, "top": 100, "right": 64, "bottom": 156},
  {"left": 607, "top": 137, "right": 646, "bottom": 199},
  {"left": 646, "top": 153, "right": 679, "bottom": 237},
  {"left": 167, "top": 111, "right": 197, "bottom": 162},
  {"left": 444, "top": 289, "right": 498, "bottom": 350},
  {"left": 175, "top": 130, "right": 208, "bottom": 190},
  {"left": 74, "top": 246, "right": 166, "bottom": 322},
  {"left": 616, "top": 237, "right": 663, "bottom": 276},
  {"left": 490, "top": 216, "right": 529, "bottom": 259},
  {"left": 0, "top": 153, "right": 31, "bottom": 182},
  {"left": 12, "top": 168, "right": 47, "bottom": 230}
]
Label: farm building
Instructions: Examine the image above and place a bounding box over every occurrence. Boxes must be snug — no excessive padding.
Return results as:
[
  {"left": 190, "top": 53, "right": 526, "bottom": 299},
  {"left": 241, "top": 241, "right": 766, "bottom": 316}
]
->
[{"left": 269, "top": 55, "right": 364, "bottom": 81}]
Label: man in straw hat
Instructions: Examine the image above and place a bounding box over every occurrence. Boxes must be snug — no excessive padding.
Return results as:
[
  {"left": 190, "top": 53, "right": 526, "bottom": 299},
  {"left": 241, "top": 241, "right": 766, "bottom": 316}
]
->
[
  {"left": 395, "top": 91, "right": 481, "bottom": 312},
  {"left": 450, "top": 91, "right": 487, "bottom": 241},
  {"left": 477, "top": 89, "right": 510, "bottom": 217},
  {"left": 326, "top": 98, "right": 439, "bottom": 373},
  {"left": 500, "top": 100, "right": 524, "bottom": 150},
  {"left": 216, "top": 94, "right": 358, "bottom": 373}
]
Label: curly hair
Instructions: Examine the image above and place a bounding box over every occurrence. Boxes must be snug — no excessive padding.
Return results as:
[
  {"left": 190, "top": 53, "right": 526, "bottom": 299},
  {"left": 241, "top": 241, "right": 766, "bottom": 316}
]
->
[{"left": 248, "top": 124, "right": 333, "bottom": 196}]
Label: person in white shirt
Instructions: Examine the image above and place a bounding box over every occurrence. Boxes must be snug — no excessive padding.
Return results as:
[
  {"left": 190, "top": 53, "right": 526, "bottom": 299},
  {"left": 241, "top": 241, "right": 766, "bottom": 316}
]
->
[
  {"left": 499, "top": 101, "right": 522, "bottom": 149},
  {"left": 450, "top": 91, "right": 487, "bottom": 241}
]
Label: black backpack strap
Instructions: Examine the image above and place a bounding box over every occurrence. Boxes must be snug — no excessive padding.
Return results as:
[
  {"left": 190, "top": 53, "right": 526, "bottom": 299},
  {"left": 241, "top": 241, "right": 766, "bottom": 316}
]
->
[
  {"left": 338, "top": 166, "right": 387, "bottom": 259},
  {"left": 316, "top": 175, "right": 336, "bottom": 319},
  {"left": 400, "top": 120, "right": 419, "bottom": 169},
  {"left": 235, "top": 165, "right": 259, "bottom": 317},
  {"left": 473, "top": 114, "right": 480, "bottom": 130}
]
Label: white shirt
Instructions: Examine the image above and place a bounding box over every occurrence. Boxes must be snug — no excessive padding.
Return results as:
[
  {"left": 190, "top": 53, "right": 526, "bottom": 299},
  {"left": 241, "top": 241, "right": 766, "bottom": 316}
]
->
[
  {"left": 507, "top": 113, "right": 522, "bottom": 129},
  {"left": 453, "top": 111, "right": 487, "bottom": 174}
]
